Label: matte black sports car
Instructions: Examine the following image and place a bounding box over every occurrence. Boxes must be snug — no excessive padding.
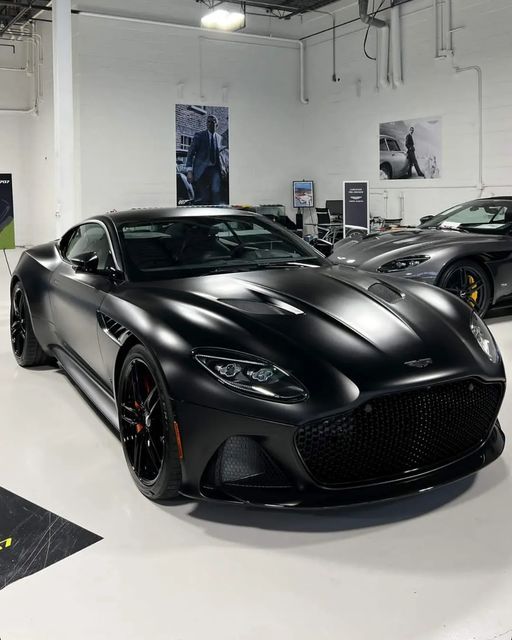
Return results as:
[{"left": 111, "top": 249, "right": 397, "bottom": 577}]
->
[
  {"left": 10, "top": 208, "right": 506, "bottom": 508},
  {"left": 331, "top": 197, "right": 512, "bottom": 316}
]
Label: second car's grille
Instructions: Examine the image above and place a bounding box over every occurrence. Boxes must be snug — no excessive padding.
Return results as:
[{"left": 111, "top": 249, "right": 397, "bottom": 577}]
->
[{"left": 295, "top": 379, "right": 503, "bottom": 486}]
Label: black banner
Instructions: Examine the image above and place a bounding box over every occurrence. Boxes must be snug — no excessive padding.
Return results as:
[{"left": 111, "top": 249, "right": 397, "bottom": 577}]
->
[
  {"left": 343, "top": 181, "right": 369, "bottom": 238},
  {"left": 0, "top": 173, "right": 15, "bottom": 248}
]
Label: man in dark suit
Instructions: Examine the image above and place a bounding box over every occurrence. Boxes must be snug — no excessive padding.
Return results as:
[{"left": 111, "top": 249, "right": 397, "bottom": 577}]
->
[
  {"left": 186, "top": 114, "right": 224, "bottom": 205},
  {"left": 405, "top": 126, "right": 425, "bottom": 178}
]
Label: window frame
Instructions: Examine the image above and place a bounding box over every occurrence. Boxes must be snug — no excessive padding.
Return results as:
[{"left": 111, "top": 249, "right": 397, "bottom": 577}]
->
[{"left": 58, "top": 220, "right": 123, "bottom": 274}]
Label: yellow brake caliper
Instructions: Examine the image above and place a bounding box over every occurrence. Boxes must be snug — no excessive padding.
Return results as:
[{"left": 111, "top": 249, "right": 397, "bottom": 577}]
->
[{"left": 468, "top": 274, "right": 479, "bottom": 306}]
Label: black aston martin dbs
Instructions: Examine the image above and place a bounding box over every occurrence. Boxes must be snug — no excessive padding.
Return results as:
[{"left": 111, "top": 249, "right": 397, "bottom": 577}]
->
[{"left": 10, "top": 208, "right": 506, "bottom": 507}]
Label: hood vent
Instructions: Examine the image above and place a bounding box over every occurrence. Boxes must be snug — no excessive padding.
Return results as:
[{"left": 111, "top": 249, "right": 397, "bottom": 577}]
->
[
  {"left": 368, "top": 282, "right": 404, "bottom": 304},
  {"left": 219, "top": 297, "right": 304, "bottom": 316}
]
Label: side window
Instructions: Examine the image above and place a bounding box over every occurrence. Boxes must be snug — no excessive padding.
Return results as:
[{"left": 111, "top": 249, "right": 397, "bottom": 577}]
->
[
  {"left": 379, "top": 138, "right": 388, "bottom": 151},
  {"left": 387, "top": 138, "right": 400, "bottom": 152},
  {"left": 64, "top": 224, "right": 114, "bottom": 271}
]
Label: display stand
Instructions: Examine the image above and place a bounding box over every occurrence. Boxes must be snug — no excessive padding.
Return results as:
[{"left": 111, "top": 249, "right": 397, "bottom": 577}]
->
[{"left": 298, "top": 206, "right": 315, "bottom": 236}]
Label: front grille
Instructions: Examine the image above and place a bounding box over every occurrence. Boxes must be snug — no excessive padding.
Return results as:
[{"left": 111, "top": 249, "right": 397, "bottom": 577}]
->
[{"left": 295, "top": 379, "right": 503, "bottom": 486}]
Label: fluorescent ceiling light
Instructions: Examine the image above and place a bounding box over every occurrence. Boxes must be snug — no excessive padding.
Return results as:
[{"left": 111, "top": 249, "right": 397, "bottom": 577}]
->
[{"left": 201, "top": 8, "right": 245, "bottom": 31}]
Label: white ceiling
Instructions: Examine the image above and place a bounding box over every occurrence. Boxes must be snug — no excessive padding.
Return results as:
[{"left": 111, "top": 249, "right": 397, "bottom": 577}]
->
[{"left": 72, "top": 0, "right": 361, "bottom": 39}]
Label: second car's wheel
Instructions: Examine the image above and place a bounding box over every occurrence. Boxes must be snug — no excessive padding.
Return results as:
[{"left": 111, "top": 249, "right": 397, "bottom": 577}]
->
[
  {"left": 438, "top": 259, "right": 492, "bottom": 316},
  {"left": 10, "top": 282, "right": 52, "bottom": 367},
  {"left": 380, "top": 164, "right": 392, "bottom": 180},
  {"left": 118, "top": 344, "right": 182, "bottom": 500}
]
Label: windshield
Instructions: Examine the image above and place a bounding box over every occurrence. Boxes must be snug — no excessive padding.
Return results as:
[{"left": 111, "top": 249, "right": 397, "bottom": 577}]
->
[
  {"left": 419, "top": 199, "right": 512, "bottom": 234},
  {"left": 118, "top": 215, "right": 325, "bottom": 280}
]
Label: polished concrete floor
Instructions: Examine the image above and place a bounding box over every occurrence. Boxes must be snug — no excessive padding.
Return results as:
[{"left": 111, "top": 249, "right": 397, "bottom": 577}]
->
[{"left": 1, "top": 247, "right": 511, "bottom": 640}]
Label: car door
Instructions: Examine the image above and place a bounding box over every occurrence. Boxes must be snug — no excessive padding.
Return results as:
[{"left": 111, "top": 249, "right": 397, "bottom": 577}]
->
[{"left": 50, "top": 221, "right": 118, "bottom": 384}]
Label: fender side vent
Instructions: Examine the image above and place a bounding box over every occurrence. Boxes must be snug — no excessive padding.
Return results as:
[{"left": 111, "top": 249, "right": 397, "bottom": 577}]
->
[{"left": 97, "top": 312, "right": 131, "bottom": 345}]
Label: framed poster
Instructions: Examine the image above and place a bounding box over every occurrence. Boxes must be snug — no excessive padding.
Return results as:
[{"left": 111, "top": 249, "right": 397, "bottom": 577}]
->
[
  {"left": 343, "top": 181, "right": 369, "bottom": 239},
  {"left": 292, "top": 181, "right": 314, "bottom": 208},
  {"left": 175, "top": 104, "right": 229, "bottom": 206},
  {"left": 379, "top": 116, "right": 442, "bottom": 180},
  {"left": 0, "top": 173, "right": 15, "bottom": 249}
]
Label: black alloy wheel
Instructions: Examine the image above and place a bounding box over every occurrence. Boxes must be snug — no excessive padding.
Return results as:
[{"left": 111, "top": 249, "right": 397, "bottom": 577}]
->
[
  {"left": 10, "top": 282, "right": 51, "bottom": 367},
  {"left": 438, "top": 260, "right": 491, "bottom": 316},
  {"left": 118, "top": 344, "right": 181, "bottom": 500}
]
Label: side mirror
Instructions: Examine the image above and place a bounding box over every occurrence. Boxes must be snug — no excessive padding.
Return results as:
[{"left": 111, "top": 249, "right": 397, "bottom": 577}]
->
[
  {"left": 419, "top": 215, "right": 434, "bottom": 224},
  {"left": 71, "top": 252, "right": 99, "bottom": 273}
]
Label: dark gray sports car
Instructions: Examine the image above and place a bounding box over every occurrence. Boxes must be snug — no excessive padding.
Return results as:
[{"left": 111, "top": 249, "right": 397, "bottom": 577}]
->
[{"left": 331, "top": 197, "right": 512, "bottom": 316}]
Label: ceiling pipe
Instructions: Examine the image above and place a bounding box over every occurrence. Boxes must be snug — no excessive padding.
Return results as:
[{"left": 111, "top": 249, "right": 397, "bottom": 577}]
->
[
  {"left": 359, "top": 0, "right": 386, "bottom": 28},
  {"left": 359, "top": 0, "right": 389, "bottom": 90},
  {"left": 390, "top": 3, "right": 402, "bottom": 87}
]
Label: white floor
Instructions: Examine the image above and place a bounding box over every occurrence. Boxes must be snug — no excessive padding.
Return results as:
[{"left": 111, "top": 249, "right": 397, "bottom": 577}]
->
[{"left": 1, "top": 248, "right": 512, "bottom": 640}]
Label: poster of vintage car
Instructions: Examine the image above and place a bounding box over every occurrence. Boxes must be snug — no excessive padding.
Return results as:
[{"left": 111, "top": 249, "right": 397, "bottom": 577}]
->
[
  {"left": 0, "top": 173, "right": 15, "bottom": 249},
  {"left": 175, "top": 104, "right": 229, "bottom": 206},
  {"left": 379, "top": 117, "right": 442, "bottom": 180},
  {"left": 292, "top": 181, "right": 315, "bottom": 208}
]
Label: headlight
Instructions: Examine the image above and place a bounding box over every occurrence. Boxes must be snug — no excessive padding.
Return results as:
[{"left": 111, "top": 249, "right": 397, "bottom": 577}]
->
[
  {"left": 378, "top": 255, "right": 430, "bottom": 273},
  {"left": 470, "top": 314, "right": 499, "bottom": 363},
  {"left": 194, "top": 350, "right": 308, "bottom": 402}
]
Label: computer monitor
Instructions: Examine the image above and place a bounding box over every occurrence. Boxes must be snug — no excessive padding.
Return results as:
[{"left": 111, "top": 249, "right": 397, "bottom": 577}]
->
[{"left": 325, "top": 200, "right": 343, "bottom": 216}]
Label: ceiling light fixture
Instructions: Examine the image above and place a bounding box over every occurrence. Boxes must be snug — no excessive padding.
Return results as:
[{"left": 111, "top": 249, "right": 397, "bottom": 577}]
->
[{"left": 201, "top": 3, "right": 246, "bottom": 32}]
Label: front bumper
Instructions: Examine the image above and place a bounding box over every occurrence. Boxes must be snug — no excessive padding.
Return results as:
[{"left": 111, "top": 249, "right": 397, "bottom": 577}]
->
[{"left": 175, "top": 400, "right": 505, "bottom": 509}]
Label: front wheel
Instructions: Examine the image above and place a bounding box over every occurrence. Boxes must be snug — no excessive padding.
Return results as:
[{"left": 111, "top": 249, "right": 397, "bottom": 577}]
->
[
  {"left": 380, "top": 164, "right": 391, "bottom": 180},
  {"left": 118, "top": 344, "right": 182, "bottom": 500},
  {"left": 437, "top": 260, "right": 492, "bottom": 316}
]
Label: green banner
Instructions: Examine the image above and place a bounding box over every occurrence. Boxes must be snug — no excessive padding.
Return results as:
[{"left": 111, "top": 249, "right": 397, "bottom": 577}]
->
[{"left": 0, "top": 173, "right": 15, "bottom": 249}]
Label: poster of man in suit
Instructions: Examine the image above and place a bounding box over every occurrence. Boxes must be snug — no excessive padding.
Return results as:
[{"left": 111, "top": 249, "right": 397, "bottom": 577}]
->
[
  {"left": 379, "top": 117, "right": 441, "bottom": 180},
  {"left": 175, "top": 104, "right": 229, "bottom": 206}
]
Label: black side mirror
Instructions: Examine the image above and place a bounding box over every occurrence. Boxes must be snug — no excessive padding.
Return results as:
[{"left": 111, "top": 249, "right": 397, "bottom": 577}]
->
[
  {"left": 419, "top": 215, "right": 434, "bottom": 224},
  {"left": 71, "top": 252, "right": 99, "bottom": 273}
]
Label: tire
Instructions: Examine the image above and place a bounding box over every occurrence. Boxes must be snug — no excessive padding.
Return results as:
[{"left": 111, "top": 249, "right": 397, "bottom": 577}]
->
[
  {"left": 117, "top": 344, "right": 182, "bottom": 500},
  {"left": 346, "top": 229, "right": 367, "bottom": 241},
  {"left": 437, "top": 259, "right": 492, "bottom": 317},
  {"left": 10, "top": 282, "right": 52, "bottom": 367},
  {"left": 380, "top": 164, "right": 392, "bottom": 180}
]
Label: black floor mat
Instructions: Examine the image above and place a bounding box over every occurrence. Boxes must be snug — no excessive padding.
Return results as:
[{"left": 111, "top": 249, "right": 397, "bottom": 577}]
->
[{"left": 0, "top": 486, "right": 102, "bottom": 590}]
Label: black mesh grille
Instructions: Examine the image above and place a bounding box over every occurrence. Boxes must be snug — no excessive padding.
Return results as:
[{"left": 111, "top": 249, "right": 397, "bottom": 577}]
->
[{"left": 295, "top": 380, "right": 503, "bottom": 486}]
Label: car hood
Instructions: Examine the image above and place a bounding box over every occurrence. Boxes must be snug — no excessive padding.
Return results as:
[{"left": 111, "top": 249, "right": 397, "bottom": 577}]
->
[
  {"left": 112, "top": 264, "right": 498, "bottom": 419},
  {"left": 330, "top": 228, "right": 504, "bottom": 269}
]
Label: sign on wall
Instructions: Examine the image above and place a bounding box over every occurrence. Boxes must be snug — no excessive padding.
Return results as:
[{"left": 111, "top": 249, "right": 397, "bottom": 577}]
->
[
  {"left": 343, "top": 181, "right": 369, "bottom": 238},
  {"left": 379, "top": 116, "right": 442, "bottom": 180},
  {"left": 175, "top": 104, "right": 230, "bottom": 206},
  {"left": 0, "top": 173, "right": 15, "bottom": 249}
]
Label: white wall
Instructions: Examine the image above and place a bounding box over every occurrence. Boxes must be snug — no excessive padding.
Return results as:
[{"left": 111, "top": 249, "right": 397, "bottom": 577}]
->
[
  {"left": 4, "top": 0, "right": 512, "bottom": 242},
  {"left": 0, "top": 26, "right": 54, "bottom": 246},
  {"left": 301, "top": 0, "right": 512, "bottom": 225},
  {"left": 75, "top": 16, "right": 305, "bottom": 218}
]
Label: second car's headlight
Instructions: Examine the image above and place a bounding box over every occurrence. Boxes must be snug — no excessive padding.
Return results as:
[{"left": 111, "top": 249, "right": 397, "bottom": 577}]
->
[
  {"left": 194, "top": 351, "right": 308, "bottom": 402},
  {"left": 378, "top": 255, "right": 430, "bottom": 273},
  {"left": 471, "top": 313, "right": 499, "bottom": 363}
]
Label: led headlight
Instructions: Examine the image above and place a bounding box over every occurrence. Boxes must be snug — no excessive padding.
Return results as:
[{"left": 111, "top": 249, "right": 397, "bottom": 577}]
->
[
  {"left": 194, "top": 351, "right": 308, "bottom": 402},
  {"left": 378, "top": 255, "right": 430, "bottom": 273},
  {"left": 470, "top": 313, "right": 499, "bottom": 363}
]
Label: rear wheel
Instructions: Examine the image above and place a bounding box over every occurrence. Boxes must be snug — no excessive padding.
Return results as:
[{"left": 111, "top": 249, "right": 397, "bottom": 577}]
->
[
  {"left": 10, "top": 283, "right": 51, "bottom": 367},
  {"left": 118, "top": 344, "right": 181, "bottom": 500},
  {"left": 438, "top": 260, "right": 492, "bottom": 316}
]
